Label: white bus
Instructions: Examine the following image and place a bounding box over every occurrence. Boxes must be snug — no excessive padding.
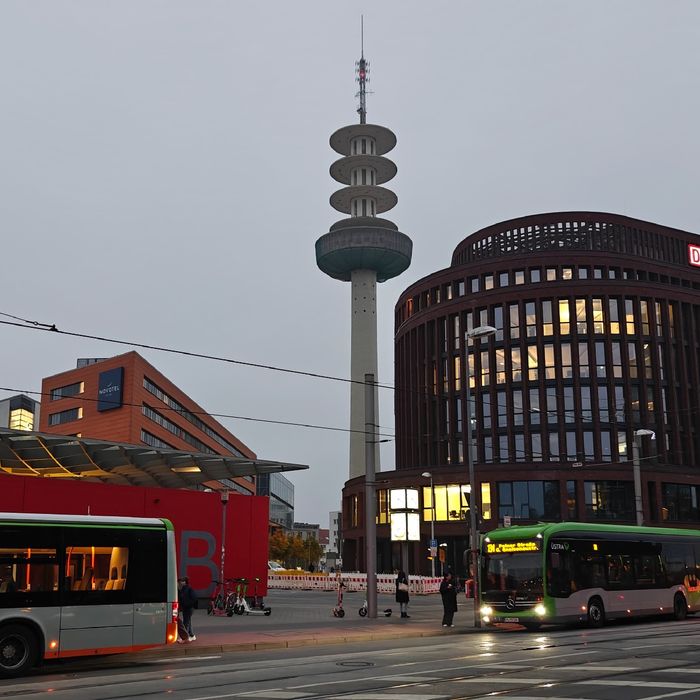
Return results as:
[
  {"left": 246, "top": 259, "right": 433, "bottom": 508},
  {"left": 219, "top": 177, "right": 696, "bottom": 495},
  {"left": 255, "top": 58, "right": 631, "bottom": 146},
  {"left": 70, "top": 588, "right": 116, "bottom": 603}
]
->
[{"left": 0, "top": 512, "right": 178, "bottom": 676}]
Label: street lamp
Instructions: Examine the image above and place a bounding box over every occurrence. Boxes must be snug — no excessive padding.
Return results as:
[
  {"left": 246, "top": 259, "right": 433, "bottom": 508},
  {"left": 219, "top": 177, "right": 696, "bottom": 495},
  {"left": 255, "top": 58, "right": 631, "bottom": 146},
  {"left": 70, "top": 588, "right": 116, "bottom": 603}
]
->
[
  {"left": 421, "top": 471, "right": 435, "bottom": 578},
  {"left": 465, "top": 324, "right": 497, "bottom": 628},
  {"left": 632, "top": 429, "right": 655, "bottom": 526}
]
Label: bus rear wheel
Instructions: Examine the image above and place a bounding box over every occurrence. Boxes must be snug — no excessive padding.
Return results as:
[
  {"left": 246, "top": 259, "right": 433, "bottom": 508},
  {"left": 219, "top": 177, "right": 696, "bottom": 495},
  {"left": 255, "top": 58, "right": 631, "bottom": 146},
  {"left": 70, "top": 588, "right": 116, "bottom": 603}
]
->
[
  {"left": 673, "top": 593, "right": 688, "bottom": 621},
  {"left": 587, "top": 597, "right": 605, "bottom": 628},
  {"left": 0, "top": 625, "right": 39, "bottom": 677}
]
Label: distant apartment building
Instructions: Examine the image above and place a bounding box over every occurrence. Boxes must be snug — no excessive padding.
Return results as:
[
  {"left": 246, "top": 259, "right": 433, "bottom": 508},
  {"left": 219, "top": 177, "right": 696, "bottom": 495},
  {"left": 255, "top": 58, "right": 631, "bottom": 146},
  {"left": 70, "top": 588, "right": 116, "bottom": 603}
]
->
[
  {"left": 0, "top": 394, "right": 40, "bottom": 431},
  {"left": 256, "top": 472, "right": 295, "bottom": 529},
  {"left": 326, "top": 510, "right": 342, "bottom": 570}
]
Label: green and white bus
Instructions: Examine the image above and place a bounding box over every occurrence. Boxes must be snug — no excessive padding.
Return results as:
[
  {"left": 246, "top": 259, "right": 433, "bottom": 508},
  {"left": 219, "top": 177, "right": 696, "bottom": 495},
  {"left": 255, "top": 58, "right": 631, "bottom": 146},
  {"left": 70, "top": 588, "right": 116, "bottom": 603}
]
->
[
  {"left": 0, "top": 513, "right": 179, "bottom": 676},
  {"left": 479, "top": 522, "right": 700, "bottom": 630}
]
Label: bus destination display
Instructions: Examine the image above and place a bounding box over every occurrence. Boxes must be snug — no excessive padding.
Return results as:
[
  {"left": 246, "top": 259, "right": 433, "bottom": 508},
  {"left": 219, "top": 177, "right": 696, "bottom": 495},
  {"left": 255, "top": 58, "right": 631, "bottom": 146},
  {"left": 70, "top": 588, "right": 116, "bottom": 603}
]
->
[{"left": 485, "top": 540, "right": 541, "bottom": 554}]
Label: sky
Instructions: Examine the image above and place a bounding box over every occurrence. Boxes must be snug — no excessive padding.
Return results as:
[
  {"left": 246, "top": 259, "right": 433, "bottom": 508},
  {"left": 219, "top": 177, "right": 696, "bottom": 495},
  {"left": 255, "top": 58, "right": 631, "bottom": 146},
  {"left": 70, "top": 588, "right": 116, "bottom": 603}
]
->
[{"left": 2, "top": 2, "right": 700, "bottom": 527}]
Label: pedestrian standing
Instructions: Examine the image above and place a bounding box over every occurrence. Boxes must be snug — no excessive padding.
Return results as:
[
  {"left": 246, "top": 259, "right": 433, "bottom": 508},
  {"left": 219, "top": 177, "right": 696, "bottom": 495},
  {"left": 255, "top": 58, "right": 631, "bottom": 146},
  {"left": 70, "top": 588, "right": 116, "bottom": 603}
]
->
[
  {"left": 177, "top": 576, "right": 197, "bottom": 642},
  {"left": 395, "top": 570, "right": 410, "bottom": 618},
  {"left": 439, "top": 572, "right": 458, "bottom": 627}
]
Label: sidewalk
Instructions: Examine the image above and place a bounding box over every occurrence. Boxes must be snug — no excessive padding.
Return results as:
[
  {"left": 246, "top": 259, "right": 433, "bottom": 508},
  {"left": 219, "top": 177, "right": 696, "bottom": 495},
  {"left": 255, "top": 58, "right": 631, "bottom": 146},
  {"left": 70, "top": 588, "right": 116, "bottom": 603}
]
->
[{"left": 137, "top": 590, "right": 484, "bottom": 658}]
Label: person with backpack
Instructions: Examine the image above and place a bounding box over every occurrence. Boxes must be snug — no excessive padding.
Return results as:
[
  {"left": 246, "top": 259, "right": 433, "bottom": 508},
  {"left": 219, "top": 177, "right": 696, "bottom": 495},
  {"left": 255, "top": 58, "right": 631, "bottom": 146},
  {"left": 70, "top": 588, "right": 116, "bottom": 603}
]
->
[{"left": 177, "top": 576, "right": 197, "bottom": 642}]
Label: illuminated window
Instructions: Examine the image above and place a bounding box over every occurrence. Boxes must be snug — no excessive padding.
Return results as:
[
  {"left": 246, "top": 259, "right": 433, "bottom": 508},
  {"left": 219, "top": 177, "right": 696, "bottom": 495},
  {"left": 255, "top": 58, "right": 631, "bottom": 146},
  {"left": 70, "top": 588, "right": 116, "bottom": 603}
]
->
[
  {"left": 559, "top": 300, "right": 571, "bottom": 334},
  {"left": 350, "top": 495, "right": 358, "bottom": 527},
  {"left": 9, "top": 409, "right": 34, "bottom": 431},
  {"left": 514, "top": 270, "right": 525, "bottom": 285},
  {"left": 669, "top": 304, "right": 675, "bottom": 338},
  {"left": 495, "top": 349, "right": 506, "bottom": 384},
  {"left": 484, "top": 274, "right": 494, "bottom": 290},
  {"left": 426, "top": 484, "right": 473, "bottom": 522},
  {"left": 481, "top": 483, "right": 492, "bottom": 520},
  {"left": 543, "top": 344, "right": 556, "bottom": 379},
  {"left": 592, "top": 298, "right": 604, "bottom": 333},
  {"left": 625, "top": 299, "right": 635, "bottom": 334},
  {"left": 376, "top": 489, "right": 389, "bottom": 524},
  {"left": 510, "top": 347, "right": 522, "bottom": 382},
  {"left": 546, "top": 268, "right": 557, "bottom": 281},
  {"left": 468, "top": 352, "right": 475, "bottom": 389},
  {"left": 527, "top": 345, "right": 539, "bottom": 380},
  {"left": 608, "top": 299, "right": 620, "bottom": 334},
  {"left": 454, "top": 356, "right": 462, "bottom": 391},
  {"left": 655, "top": 302, "right": 662, "bottom": 336},
  {"left": 562, "top": 267, "right": 573, "bottom": 280}
]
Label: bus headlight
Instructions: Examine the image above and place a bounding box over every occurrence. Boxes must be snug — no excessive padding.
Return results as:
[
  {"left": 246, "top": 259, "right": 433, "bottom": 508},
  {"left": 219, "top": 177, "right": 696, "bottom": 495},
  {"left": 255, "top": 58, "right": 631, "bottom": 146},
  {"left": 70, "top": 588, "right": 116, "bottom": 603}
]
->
[
  {"left": 480, "top": 605, "right": 493, "bottom": 617},
  {"left": 534, "top": 604, "right": 546, "bottom": 616}
]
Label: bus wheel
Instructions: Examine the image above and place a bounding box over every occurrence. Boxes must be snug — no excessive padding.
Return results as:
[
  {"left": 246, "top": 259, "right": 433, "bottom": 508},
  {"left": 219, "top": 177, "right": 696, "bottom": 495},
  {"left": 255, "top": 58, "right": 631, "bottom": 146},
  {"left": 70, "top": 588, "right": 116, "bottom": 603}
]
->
[
  {"left": 673, "top": 593, "right": 688, "bottom": 621},
  {"left": 0, "top": 625, "right": 38, "bottom": 677},
  {"left": 587, "top": 597, "right": 605, "bottom": 628}
]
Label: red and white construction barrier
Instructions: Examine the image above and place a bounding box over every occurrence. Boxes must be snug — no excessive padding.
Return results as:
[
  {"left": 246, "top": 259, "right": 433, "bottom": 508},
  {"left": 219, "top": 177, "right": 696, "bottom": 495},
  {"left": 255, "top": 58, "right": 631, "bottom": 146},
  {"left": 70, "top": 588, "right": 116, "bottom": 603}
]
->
[{"left": 267, "top": 574, "right": 442, "bottom": 594}]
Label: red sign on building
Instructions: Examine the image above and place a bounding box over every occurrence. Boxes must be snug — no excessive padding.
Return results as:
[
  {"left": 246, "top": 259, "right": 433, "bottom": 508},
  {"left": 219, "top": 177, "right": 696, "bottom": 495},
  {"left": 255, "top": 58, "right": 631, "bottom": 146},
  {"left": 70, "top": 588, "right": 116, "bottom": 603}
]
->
[{"left": 689, "top": 244, "right": 700, "bottom": 267}]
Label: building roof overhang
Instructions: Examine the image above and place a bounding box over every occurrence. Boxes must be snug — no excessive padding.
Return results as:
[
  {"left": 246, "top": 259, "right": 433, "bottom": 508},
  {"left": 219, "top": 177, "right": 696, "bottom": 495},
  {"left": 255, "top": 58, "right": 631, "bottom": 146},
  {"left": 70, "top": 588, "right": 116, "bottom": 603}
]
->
[{"left": 0, "top": 428, "right": 308, "bottom": 489}]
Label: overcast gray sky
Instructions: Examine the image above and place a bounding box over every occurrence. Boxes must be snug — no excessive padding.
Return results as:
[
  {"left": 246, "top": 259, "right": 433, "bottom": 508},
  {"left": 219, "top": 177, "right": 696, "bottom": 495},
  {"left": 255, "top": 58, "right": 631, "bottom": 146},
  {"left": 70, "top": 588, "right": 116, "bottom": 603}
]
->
[{"left": 2, "top": 2, "right": 700, "bottom": 527}]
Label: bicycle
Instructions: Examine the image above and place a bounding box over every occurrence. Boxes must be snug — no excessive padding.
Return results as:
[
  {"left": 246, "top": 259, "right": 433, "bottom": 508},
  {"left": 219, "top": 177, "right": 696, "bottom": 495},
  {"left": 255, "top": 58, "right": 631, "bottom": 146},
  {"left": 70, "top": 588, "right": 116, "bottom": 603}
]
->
[{"left": 208, "top": 579, "right": 236, "bottom": 616}]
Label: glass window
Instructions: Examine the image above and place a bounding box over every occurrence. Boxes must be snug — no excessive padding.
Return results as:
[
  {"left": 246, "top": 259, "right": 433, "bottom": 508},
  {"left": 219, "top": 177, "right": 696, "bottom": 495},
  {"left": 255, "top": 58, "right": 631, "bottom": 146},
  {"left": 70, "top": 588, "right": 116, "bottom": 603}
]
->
[
  {"left": 640, "top": 300, "right": 650, "bottom": 335},
  {"left": 662, "top": 484, "right": 700, "bottom": 522},
  {"left": 546, "top": 268, "right": 557, "bottom": 281},
  {"left": 499, "top": 272, "right": 509, "bottom": 287},
  {"left": 561, "top": 343, "right": 573, "bottom": 379},
  {"left": 480, "top": 350, "right": 490, "bottom": 387},
  {"left": 609, "top": 299, "right": 620, "bottom": 334},
  {"left": 598, "top": 386, "right": 609, "bottom": 423},
  {"left": 611, "top": 342, "right": 623, "bottom": 378},
  {"left": 497, "top": 391, "right": 507, "bottom": 427},
  {"left": 583, "top": 431, "right": 594, "bottom": 460},
  {"left": 585, "top": 481, "right": 634, "bottom": 520},
  {"left": 0, "top": 546, "right": 58, "bottom": 597},
  {"left": 527, "top": 345, "right": 539, "bottom": 380},
  {"left": 531, "top": 432, "right": 542, "bottom": 461},
  {"left": 498, "top": 481, "right": 560, "bottom": 520},
  {"left": 642, "top": 342, "right": 653, "bottom": 379},
  {"left": 48, "top": 407, "right": 83, "bottom": 426},
  {"left": 592, "top": 298, "right": 604, "bottom": 333},
  {"left": 566, "top": 431, "right": 577, "bottom": 460},
  {"left": 549, "top": 432, "right": 560, "bottom": 461},
  {"left": 494, "top": 306, "right": 504, "bottom": 342},
  {"left": 525, "top": 302, "right": 536, "bottom": 337},
  {"left": 530, "top": 269, "right": 541, "bottom": 283},
  {"left": 578, "top": 267, "right": 588, "bottom": 279},
  {"left": 563, "top": 387, "right": 575, "bottom": 424},
  {"left": 566, "top": 481, "right": 577, "bottom": 519},
  {"left": 559, "top": 300, "right": 571, "bottom": 334},
  {"left": 546, "top": 387, "right": 557, "bottom": 424},
  {"left": 510, "top": 347, "right": 522, "bottom": 382},
  {"left": 481, "top": 393, "right": 491, "bottom": 429},
  {"left": 593, "top": 267, "right": 603, "bottom": 279},
  {"left": 601, "top": 431, "right": 612, "bottom": 461},
  {"left": 595, "top": 342, "right": 606, "bottom": 377},
  {"left": 484, "top": 274, "right": 494, "bottom": 290},
  {"left": 529, "top": 388, "right": 540, "bottom": 425},
  {"left": 454, "top": 356, "right": 462, "bottom": 391},
  {"left": 50, "top": 382, "right": 84, "bottom": 401},
  {"left": 481, "top": 483, "right": 492, "bottom": 520},
  {"left": 495, "top": 349, "right": 506, "bottom": 384},
  {"left": 543, "top": 344, "right": 556, "bottom": 379},
  {"left": 514, "top": 270, "right": 525, "bottom": 285},
  {"left": 625, "top": 299, "right": 635, "bottom": 335},
  {"left": 575, "top": 299, "right": 587, "bottom": 333},
  {"left": 542, "top": 301, "right": 553, "bottom": 336},
  {"left": 514, "top": 434, "right": 525, "bottom": 462},
  {"left": 470, "top": 277, "right": 479, "bottom": 293},
  {"left": 499, "top": 435, "right": 509, "bottom": 462},
  {"left": 578, "top": 342, "right": 589, "bottom": 378},
  {"left": 562, "top": 268, "right": 573, "bottom": 280},
  {"left": 580, "top": 386, "right": 592, "bottom": 422},
  {"left": 509, "top": 303, "right": 520, "bottom": 339},
  {"left": 512, "top": 389, "right": 523, "bottom": 427}
]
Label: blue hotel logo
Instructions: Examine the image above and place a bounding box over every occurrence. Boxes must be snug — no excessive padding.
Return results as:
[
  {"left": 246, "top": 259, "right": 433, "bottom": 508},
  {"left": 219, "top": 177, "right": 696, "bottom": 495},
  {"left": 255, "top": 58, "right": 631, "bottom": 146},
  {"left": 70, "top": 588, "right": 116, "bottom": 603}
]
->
[{"left": 97, "top": 367, "right": 124, "bottom": 411}]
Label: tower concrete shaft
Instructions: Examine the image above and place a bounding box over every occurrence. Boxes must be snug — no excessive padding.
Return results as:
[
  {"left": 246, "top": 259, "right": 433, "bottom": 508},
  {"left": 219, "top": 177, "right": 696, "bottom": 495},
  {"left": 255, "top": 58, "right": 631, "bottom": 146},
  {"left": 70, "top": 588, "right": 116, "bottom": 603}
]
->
[{"left": 315, "top": 55, "right": 412, "bottom": 480}]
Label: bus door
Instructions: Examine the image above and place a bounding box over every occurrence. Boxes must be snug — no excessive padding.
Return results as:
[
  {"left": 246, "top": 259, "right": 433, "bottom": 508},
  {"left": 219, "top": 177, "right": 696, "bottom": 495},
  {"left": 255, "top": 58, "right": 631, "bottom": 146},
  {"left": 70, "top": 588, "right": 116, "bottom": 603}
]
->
[{"left": 60, "top": 535, "right": 133, "bottom": 654}]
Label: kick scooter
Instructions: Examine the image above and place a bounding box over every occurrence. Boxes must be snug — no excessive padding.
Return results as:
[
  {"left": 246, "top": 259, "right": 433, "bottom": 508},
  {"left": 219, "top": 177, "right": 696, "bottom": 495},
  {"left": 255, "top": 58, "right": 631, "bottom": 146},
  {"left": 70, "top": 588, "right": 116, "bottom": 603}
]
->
[
  {"left": 332, "top": 576, "right": 346, "bottom": 617},
  {"left": 231, "top": 578, "right": 272, "bottom": 616}
]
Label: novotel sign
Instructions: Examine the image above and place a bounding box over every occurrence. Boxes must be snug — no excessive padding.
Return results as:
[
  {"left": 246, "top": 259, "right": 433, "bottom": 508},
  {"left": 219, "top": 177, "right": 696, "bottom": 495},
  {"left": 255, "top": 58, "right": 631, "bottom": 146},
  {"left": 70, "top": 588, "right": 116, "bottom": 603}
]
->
[
  {"left": 97, "top": 366, "right": 124, "bottom": 411},
  {"left": 689, "top": 244, "right": 700, "bottom": 267}
]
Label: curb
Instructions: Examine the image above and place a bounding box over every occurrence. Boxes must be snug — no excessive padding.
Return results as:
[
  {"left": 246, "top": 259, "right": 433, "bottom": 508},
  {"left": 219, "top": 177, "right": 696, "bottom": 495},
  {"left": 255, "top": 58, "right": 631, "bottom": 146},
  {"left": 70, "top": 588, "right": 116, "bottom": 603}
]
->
[{"left": 134, "top": 625, "right": 483, "bottom": 660}]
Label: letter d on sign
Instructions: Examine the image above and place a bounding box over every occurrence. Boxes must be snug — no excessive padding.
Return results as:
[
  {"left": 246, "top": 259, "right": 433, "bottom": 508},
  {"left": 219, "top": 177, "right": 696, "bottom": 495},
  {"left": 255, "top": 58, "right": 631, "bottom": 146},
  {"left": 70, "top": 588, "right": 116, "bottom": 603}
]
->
[{"left": 689, "top": 244, "right": 700, "bottom": 267}]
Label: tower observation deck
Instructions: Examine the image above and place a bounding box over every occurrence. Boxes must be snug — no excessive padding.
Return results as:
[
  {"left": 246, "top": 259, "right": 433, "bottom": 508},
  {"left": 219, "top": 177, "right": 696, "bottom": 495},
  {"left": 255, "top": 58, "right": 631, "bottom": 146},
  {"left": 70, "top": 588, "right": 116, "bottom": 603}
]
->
[{"left": 315, "top": 49, "right": 413, "bottom": 480}]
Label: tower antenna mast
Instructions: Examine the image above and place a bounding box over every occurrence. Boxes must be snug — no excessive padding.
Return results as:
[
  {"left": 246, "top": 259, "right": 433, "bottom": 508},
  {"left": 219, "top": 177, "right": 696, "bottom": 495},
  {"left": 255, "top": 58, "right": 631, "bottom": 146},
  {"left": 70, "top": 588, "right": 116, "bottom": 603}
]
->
[{"left": 356, "top": 16, "right": 368, "bottom": 124}]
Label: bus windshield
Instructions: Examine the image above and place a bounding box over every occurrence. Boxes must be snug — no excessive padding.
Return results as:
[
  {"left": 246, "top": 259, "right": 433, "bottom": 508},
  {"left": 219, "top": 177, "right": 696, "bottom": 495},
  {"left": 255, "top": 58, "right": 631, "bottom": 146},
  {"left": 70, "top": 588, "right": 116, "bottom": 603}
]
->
[{"left": 482, "top": 553, "right": 543, "bottom": 598}]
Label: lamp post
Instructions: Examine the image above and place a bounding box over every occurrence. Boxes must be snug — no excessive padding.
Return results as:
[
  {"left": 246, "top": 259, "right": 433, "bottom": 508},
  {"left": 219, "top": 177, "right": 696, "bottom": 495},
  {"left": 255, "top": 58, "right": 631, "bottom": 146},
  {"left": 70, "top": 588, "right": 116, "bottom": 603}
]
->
[
  {"left": 421, "top": 471, "right": 435, "bottom": 578},
  {"left": 632, "top": 429, "right": 655, "bottom": 526},
  {"left": 465, "top": 324, "right": 497, "bottom": 628}
]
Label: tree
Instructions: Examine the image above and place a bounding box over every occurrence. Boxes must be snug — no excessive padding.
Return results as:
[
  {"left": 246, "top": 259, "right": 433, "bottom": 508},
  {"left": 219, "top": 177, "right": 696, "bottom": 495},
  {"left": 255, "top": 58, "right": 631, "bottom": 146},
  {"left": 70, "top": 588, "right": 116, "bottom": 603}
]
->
[{"left": 268, "top": 529, "right": 289, "bottom": 564}]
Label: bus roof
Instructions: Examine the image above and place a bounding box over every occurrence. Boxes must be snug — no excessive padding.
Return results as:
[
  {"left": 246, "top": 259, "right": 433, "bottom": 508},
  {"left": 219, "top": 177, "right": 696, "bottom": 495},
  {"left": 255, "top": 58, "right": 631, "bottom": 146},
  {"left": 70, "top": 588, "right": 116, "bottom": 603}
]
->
[
  {"left": 0, "top": 512, "right": 173, "bottom": 530},
  {"left": 485, "top": 521, "right": 700, "bottom": 541}
]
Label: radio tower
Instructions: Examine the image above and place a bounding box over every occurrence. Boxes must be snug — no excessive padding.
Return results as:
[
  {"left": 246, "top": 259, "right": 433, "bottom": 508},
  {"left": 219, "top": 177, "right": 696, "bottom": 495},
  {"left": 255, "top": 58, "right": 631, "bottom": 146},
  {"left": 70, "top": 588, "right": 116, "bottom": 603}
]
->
[{"left": 315, "top": 26, "right": 413, "bottom": 480}]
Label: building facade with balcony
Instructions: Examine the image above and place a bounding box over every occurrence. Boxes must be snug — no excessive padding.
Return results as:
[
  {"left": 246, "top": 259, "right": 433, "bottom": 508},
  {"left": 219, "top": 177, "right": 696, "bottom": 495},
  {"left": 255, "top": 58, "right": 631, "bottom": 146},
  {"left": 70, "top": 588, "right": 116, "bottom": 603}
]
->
[{"left": 342, "top": 212, "right": 700, "bottom": 576}]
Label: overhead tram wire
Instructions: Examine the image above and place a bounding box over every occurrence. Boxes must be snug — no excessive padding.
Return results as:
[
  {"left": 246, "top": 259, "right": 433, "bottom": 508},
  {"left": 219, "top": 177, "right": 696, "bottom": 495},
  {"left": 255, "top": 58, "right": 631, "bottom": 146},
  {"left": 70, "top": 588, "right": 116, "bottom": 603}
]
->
[{"left": 0, "top": 385, "right": 396, "bottom": 440}]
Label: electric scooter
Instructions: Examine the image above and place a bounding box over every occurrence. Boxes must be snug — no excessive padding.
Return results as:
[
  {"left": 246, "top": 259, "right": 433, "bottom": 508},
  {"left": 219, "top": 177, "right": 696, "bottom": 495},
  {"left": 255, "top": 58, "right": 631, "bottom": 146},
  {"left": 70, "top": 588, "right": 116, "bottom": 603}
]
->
[
  {"left": 359, "top": 599, "right": 392, "bottom": 617},
  {"left": 232, "top": 578, "right": 271, "bottom": 616},
  {"left": 332, "top": 577, "right": 346, "bottom": 617}
]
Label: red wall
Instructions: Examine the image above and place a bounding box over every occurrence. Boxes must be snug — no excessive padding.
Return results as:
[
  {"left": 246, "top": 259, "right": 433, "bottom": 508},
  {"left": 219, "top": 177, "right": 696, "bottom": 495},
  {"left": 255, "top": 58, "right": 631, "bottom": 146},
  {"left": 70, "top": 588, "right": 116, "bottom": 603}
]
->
[{"left": 0, "top": 474, "right": 269, "bottom": 596}]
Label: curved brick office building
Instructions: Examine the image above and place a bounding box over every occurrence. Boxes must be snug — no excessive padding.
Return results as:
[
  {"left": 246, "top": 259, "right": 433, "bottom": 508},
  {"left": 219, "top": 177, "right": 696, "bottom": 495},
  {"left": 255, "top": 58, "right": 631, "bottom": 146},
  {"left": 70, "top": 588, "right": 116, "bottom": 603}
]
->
[{"left": 342, "top": 212, "right": 700, "bottom": 575}]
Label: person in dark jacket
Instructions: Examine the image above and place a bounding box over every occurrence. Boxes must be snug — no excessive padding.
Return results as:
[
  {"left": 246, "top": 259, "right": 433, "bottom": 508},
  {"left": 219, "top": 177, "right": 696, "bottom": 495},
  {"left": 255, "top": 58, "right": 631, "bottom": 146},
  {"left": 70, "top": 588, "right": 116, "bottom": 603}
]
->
[
  {"left": 395, "top": 570, "right": 410, "bottom": 618},
  {"left": 177, "top": 576, "right": 197, "bottom": 642},
  {"left": 439, "top": 572, "right": 458, "bottom": 627}
]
